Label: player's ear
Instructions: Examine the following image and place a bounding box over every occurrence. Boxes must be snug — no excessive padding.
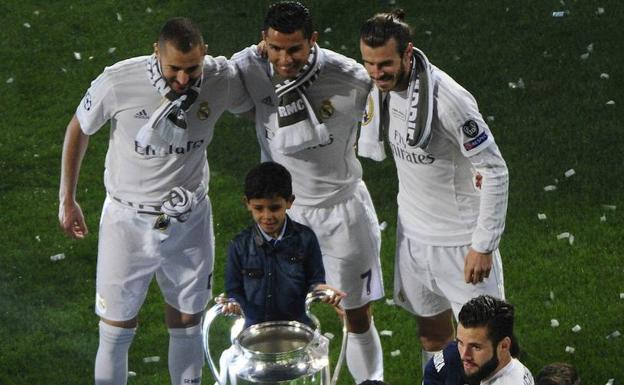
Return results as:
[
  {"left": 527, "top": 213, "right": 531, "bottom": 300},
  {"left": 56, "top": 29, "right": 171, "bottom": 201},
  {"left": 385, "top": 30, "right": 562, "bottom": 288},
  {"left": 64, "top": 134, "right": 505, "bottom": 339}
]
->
[
  {"left": 286, "top": 195, "right": 295, "bottom": 208},
  {"left": 153, "top": 42, "right": 159, "bottom": 56},
  {"left": 498, "top": 336, "right": 511, "bottom": 355},
  {"left": 309, "top": 31, "right": 319, "bottom": 45},
  {"left": 242, "top": 196, "right": 250, "bottom": 209}
]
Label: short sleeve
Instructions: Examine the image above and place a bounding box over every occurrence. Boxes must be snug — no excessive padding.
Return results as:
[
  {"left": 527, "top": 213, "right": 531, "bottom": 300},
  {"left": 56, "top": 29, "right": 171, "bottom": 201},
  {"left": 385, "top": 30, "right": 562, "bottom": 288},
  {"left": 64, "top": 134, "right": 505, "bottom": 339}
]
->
[{"left": 75, "top": 69, "right": 116, "bottom": 135}]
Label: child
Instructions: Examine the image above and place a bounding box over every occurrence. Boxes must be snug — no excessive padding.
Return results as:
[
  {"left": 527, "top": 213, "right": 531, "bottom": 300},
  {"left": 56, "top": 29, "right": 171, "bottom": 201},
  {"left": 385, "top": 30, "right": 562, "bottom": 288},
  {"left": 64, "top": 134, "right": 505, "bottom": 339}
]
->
[{"left": 224, "top": 161, "right": 344, "bottom": 328}]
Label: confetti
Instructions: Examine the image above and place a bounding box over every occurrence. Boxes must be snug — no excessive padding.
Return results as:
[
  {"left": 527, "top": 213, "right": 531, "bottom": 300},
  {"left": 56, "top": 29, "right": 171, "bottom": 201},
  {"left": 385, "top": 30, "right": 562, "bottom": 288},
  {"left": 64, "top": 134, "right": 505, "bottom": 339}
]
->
[
  {"left": 108, "top": 47, "right": 117, "bottom": 54},
  {"left": 602, "top": 204, "right": 616, "bottom": 211},
  {"left": 323, "top": 27, "right": 332, "bottom": 33},
  {"left": 323, "top": 40, "right": 331, "bottom": 46},
  {"left": 552, "top": 11, "right": 569, "bottom": 17},
  {"left": 88, "top": 56, "right": 94, "bottom": 60},
  {"left": 385, "top": 298, "right": 395, "bottom": 306},
  {"left": 606, "top": 380, "right": 614, "bottom": 385},
  {"left": 323, "top": 332, "right": 335, "bottom": 340},
  {"left": 425, "top": 30, "right": 433, "bottom": 36},
  {"left": 143, "top": 356, "right": 160, "bottom": 363},
  {"left": 596, "top": 7, "right": 605, "bottom": 15},
  {"left": 620, "top": 293, "right": 624, "bottom": 299},
  {"left": 544, "top": 185, "right": 557, "bottom": 191},
  {"left": 549, "top": 291, "right": 555, "bottom": 300},
  {"left": 339, "top": 45, "right": 347, "bottom": 50},
  {"left": 128, "top": 371, "right": 137, "bottom": 377},
  {"left": 568, "top": 235, "right": 575, "bottom": 245},
  {"left": 116, "top": 13, "right": 122, "bottom": 22},
  {"left": 587, "top": 43, "right": 594, "bottom": 52},
  {"left": 550, "top": 319, "right": 560, "bottom": 327},
  {"left": 23, "top": 22, "right": 31, "bottom": 28},
  {"left": 564, "top": 169, "right": 575, "bottom": 178},
  {"left": 606, "top": 330, "right": 621, "bottom": 339},
  {"left": 600, "top": 73, "right": 610, "bottom": 80},
  {"left": 73, "top": 52, "right": 82, "bottom": 60},
  {"left": 600, "top": 214, "right": 607, "bottom": 222},
  {"left": 35, "top": 235, "right": 41, "bottom": 242},
  {"left": 146, "top": 7, "right": 153, "bottom": 13},
  {"left": 50, "top": 253, "right": 66, "bottom": 262},
  {"left": 564, "top": 346, "right": 575, "bottom": 354},
  {"left": 390, "top": 350, "right": 401, "bottom": 357},
  {"left": 379, "top": 221, "right": 388, "bottom": 231},
  {"left": 580, "top": 53, "right": 590, "bottom": 60},
  {"left": 606, "top": 100, "right": 615, "bottom": 105},
  {"left": 33, "top": 10, "right": 40, "bottom": 15},
  {"left": 380, "top": 330, "right": 393, "bottom": 337},
  {"left": 508, "top": 78, "right": 525, "bottom": 89},
  {"left": 486, "top": 116, "right": 495, "bottom": 122},
  {"left": 538, "top": 213, "right": 547, "bottom": 220},
  {"left": 556, "top": 232, "right": 570, "bottom": 240},
  {"left": 6, "top": 77, "right": 14, "bottom": 84},
  {"left": 571, "top": 324, "right": 582, "bottom": 333},
  {"left": 61, "top": 67, "right": 67, "bottom": 73}
]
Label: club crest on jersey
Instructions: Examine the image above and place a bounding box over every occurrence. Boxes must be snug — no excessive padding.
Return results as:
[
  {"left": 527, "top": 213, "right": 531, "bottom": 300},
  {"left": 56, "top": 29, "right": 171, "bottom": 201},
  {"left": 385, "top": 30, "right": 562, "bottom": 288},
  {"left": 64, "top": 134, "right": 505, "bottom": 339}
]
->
[
  {"left": 462, "top": 119, "right": 479, "bottom": 138},
  {"left": 197, "top": 101, "right": 210, "bottom": 120},
  {"left": 362, "top": 94, "right": 374, "bottom": 125},
  {"left": 83, "top": 91, "right": 92, "bottom": 111},
  {"left": 319, "top": 99, "right": 334, "bottom": 119}
]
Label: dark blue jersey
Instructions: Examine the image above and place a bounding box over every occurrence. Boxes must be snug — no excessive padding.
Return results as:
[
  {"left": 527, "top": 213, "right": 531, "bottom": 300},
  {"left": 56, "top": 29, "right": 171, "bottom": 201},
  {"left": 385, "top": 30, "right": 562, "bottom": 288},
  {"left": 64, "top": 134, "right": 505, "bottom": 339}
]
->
[{"left": 423, "top": 341, "right": 466, "bottom": 385}]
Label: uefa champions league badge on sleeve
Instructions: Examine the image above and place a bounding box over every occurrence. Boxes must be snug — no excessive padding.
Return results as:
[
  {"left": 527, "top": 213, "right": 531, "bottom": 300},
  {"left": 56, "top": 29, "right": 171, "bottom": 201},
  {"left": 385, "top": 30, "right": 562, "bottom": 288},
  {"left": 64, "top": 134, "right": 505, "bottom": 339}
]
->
[
  {"left": 83, "top": 91, "right": 93, "bottom": 111},
  {"left": 462, "top": 119, "right": 488, "bottom": 151},
  {"left": 461, "top": 119, "right": 479, "bottom": 138}
]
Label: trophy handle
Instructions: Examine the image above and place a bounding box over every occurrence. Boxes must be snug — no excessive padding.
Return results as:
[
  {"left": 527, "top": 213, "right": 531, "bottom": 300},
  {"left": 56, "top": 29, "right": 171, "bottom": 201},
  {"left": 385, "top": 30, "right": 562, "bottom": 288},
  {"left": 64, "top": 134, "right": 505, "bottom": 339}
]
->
[
  {"left": 202, "top": 295, "right": 244, "bottom": 385},
  {"left": 305, "top": 289, "right": 348, "bottom": 385}
]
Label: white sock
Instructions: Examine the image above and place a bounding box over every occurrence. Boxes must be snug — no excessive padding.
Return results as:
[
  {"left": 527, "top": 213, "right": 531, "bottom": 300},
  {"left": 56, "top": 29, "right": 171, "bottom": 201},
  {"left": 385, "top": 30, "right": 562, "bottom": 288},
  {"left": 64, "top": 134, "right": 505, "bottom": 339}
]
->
[
  {"left": 95, "top": 321, "right": 136, "bottom": 385},
  {"left": 168, "top": 324, "right": 204, "bottom": 385},
  {"left": 346, "top": 320, "right": 384, "bottom": 384},
  {"left": 421, "top": 349, "right": 441, "bottom": 372}
]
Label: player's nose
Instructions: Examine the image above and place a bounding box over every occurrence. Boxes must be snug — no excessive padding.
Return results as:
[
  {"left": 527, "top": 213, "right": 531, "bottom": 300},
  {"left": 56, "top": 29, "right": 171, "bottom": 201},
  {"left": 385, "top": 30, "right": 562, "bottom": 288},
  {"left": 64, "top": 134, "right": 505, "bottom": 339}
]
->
[{"left": 176, "top": 70, "right": 190, "bottom": 85}]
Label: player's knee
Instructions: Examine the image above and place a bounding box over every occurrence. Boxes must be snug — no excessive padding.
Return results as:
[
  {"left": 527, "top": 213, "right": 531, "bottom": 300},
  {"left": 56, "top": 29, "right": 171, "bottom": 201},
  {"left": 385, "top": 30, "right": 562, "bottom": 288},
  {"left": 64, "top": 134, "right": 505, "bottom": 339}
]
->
[
  {"left": 345, "top": 304, "right": 372, "bottom": 333},
  {"left": 417, "top": 311, "right": 454, "bottom": 350},
  {"left": 166, "top": 306, "right": 202, "bottom": 328},
  {"left": 101, "top": 317, "right": 137, "bottom": 329}
]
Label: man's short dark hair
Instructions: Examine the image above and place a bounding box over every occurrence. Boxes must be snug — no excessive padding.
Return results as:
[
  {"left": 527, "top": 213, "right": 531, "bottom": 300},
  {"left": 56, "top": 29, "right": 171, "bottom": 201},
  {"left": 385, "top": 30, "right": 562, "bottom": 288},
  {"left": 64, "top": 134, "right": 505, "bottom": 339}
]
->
[
  {"left": 360, "top": 9, "right": 412, "bottom": 55},
  {"left": 263, "top": 1, "right": 314, "bottom": 39},
  {"left": 458, "top": 295, "right": 515, "bottom": 349},
  {"left": 158, "top": 17, "right": 204, "bottom": 53},
  {"left": 244, "top": 162, "right": 292, "bottom": 200},
  {"left": 536, "top": 363, "right": 580, "bottom": 385}
]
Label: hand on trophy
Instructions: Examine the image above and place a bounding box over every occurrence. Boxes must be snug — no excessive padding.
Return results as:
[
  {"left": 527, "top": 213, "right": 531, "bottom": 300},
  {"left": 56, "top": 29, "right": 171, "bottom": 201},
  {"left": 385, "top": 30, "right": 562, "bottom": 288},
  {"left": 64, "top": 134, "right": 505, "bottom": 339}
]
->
[
  {"left": 314, "top": 284, "right": 347, "bottom": 307},
  {"left": 215, "top": 294, "right": 242, "bottom": 316}
]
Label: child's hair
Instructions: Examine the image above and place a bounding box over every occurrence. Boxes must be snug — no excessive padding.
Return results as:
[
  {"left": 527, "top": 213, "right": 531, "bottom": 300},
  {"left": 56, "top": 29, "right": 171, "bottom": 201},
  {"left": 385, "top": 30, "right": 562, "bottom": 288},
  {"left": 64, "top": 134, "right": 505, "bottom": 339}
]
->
[{"left": 244, "top": 162, "right": 293, "bottom": 200}]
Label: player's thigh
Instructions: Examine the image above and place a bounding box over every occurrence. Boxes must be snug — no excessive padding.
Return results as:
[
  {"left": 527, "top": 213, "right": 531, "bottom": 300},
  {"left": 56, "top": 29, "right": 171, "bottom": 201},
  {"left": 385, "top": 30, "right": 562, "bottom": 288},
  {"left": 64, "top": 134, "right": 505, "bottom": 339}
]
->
[
  {"left": 158, "top": 199, "right": 214, "bottom": 315},
  {"left": 96, "top": 198, "right": 162, "bottom": 321},
  {"left": 393, "top": 233, "right": 451, "bottom": 317},
  {"left": 431, "top": 246, "right": 505, "bottom": 318}
]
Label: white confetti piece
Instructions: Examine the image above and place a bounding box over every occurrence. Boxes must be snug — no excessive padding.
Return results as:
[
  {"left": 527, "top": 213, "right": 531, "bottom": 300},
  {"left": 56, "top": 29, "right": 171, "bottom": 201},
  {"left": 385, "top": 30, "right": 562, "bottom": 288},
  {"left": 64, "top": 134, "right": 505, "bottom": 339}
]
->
[
  {"left": 143, "top": 356, "right": 160, "bottom": 363},
  {"left": 508, "top": 78, "right": 525, "bottom": 89},
  {"left": 323, "top": 40, "right": 331, "bottom": 46},
  {"left": 596, "top": 7, "right": 605, "bottom": 15},
  {"left": 571, "top": 324, "right": 582, "bottom": 333},
  {"left": 379, "top": 221, "right": 388, "bottom": 231},
  {"left": 35, "top": 235, "right": 41, "bottom": 242},
  {"left": 554, "top": 178, "right": 559, "bottom": 184},
  {"left": 606, "top": 100, "right": 615, "bottom": 105},
  {"left": 564, "top": 346, "right": 575, "bottom": 354},
  {"left": 146, "top": 7, "right": 153, "bottom": 13},
  {"left": 108, "top": 47, "right": 117, "bottom": 54},
  {"left": 116, "top": 13, "right": 123, "bottom": 22},
  {"left": 385, "top": 298, "right": 395, "bottom": 306},
  {"left": 580, "top": 52, "right": 590, "bottom": 60},
  {"left": 390, "top": 350, "right": 401, "bottom": 357},
  {"left": 6, "top": 77, "right": 14, "bottom": 84},
  {"left": 88, "top": 56, "right": 94, "bottom": 60},
  {"left": 50, "top": 253, "right": 66, "bottom": 262},
  {"left": 606, "top": 330, "right": 621, "bottom": 339},
  {"left": 73, "top": 52, "right": 82, "bottom": 60},
  {"left": 538, "top": 213, "right": 547, "bottom": 220},
  {"left": 339, "top": 45, "right": 347, "bottom": 50},
  {"left": 128, "top": 371, "right": 137, "bottom": 377},
  {"left": 620, "top": 293, "right": 624, "bottom": 299},
  {"left": 552, "top": 11, "right": 569, "bottom": 17},
  {"left": 549, "top": 291, "right": 555, "bottom": 300},
  {"left": 61, "top": 67, "right": 67, "bottom": 73},
  {"left": 550, "top": 319, "right": 560, "bottom": 327},
  {"left": 486, "top": 115, "right": 495, "bottom": 122},
  {"left": 556, "top": 232, "right": 570, "bottom": 240},
  {"left": 606, "top": 379, "right": 614, "bottom": 385},
  {"left": 425, "top": 30, "right": 432, "bottom": 36},
  {"left": 380, "top": 330, "right": 393, "bottom": 337},
  {"left": 600, "top": 73, "right": 610, "bottom": 79},
  {"left": 323, "top": 332, "right": 335, "bottom": 340},
  {"left": 600, "top": 214, "right": 606, "bottom": 222},
  {"left": 587, "top": 43, "right": 594, "bottom": 52},
  {"left": 544, "top": 185, "right": 557, "bottom": 191},
  {"left": 602, "top": 204, "right": 616, "bottom": 211},
  {"left": 23, "top": 22, "right": 31, "bottom": 28},
  {"left": 564, "top": 169, "right": 575, "bottom": 178},
  {"left": 323, "top": 27, "right": 332, "bottom": 33},
  {"left": 568, "top": 235, "right": 575, "bottom": 245},
  {"left": 33, "top": 10, "right": 40, "bottom": 15}
]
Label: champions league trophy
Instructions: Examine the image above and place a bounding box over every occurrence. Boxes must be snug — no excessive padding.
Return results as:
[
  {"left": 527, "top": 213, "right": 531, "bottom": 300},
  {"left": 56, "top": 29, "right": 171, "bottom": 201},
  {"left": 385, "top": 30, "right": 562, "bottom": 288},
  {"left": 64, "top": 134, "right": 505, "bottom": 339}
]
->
[{"left": 202, "top": 289, "right": 347, "bottom": 385}]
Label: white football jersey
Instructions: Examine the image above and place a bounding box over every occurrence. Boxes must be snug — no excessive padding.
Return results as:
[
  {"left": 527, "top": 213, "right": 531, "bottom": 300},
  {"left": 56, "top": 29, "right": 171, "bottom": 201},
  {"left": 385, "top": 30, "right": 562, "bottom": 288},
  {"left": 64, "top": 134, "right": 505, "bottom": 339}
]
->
[
  {"left": 482, "top": 358, "right": 534, "bottom": 385},
  {"left": 75, "top": 55, "right": 251, "bottom": 204},
  {"left": 232, "top": 47, "right": 372, "bottom": 206},
  {"left": 388, "top": 66, "right": 501, "bottom": 246}
]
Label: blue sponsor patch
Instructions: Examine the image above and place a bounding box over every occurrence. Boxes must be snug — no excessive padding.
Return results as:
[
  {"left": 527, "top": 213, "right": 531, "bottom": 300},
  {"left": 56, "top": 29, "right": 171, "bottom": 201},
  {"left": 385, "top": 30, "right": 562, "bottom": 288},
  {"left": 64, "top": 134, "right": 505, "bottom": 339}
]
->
[{"left": 463, "top": 131, "right": 488, "bottom": 151}]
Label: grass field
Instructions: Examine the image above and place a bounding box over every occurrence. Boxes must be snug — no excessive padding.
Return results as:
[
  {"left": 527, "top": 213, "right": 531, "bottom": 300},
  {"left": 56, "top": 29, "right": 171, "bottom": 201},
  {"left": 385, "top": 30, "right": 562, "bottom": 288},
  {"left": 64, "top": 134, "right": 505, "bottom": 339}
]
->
[{"left": 1, "top": 1, "right": 622, "bottom": 384}]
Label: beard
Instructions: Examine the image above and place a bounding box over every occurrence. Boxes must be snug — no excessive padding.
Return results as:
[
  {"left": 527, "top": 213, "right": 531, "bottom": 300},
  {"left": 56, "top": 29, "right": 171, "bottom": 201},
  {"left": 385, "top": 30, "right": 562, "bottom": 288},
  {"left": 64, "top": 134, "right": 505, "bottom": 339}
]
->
[{"left": 462, "top": 352, "right": 499, "bottom": 385}]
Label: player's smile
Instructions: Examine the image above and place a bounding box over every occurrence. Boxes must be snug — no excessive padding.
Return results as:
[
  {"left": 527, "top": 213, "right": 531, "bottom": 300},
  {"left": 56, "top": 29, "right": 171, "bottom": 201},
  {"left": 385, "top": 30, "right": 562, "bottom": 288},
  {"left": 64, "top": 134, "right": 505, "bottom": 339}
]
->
[{"left": 263, "top": 27, "right": 318, "bottom": 80}]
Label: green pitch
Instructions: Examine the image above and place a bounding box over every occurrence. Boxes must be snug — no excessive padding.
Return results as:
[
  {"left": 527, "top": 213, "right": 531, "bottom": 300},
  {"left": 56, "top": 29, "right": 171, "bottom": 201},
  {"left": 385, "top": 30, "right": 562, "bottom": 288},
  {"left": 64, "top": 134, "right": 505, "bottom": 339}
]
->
[{"left": 0, "top": 1, "right": 622, "bottom": 384}]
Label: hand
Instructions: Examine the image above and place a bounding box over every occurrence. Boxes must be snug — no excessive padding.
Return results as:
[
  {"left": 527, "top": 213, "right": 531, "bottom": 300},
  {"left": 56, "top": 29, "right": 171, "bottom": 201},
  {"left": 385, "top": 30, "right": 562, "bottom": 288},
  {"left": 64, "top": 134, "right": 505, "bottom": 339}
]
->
[
  {"left": 58, "top": 200, "right": 88, "bottom": 239},
  {"left": 315, "top": 284, "right": 347, "bottom": 307},
  {"left": 464, "top": 248, "right": 492, "bottom": 284},
  {"left": 221, "top": 302, "right": 242, "bottom": 316}
]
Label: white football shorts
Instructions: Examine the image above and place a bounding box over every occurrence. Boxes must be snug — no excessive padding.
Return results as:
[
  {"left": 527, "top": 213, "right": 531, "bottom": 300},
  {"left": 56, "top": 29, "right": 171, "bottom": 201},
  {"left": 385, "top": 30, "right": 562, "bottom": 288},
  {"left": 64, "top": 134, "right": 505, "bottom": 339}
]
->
[
  {"left": 288, "top": 181, "right": 384, "bottom": 310},
  {"left": 95, "top": 196, "right": 214, "bottom": 321},
  {"left": 394, "top": 225, "right": 505, "bottom": 318}
]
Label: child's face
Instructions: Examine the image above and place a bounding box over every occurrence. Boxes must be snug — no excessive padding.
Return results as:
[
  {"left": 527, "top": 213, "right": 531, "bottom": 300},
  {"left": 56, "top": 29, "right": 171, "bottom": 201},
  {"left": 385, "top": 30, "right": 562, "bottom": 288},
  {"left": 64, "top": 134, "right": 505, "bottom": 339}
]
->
[{"left": 245, "top": 195, "right": 294, "bottom": 238}]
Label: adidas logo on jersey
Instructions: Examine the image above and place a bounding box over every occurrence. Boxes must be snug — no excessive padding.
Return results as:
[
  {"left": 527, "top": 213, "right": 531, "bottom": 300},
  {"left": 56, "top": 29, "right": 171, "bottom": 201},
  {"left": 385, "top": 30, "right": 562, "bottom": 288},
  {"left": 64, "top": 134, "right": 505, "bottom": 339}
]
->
[
  {"left": 261, "top": 96, "right": 274, "bottom": 107},
  {"left": 134, "top": 109, "right": 149, "bottom": 119}
]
